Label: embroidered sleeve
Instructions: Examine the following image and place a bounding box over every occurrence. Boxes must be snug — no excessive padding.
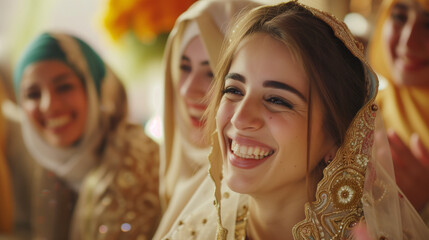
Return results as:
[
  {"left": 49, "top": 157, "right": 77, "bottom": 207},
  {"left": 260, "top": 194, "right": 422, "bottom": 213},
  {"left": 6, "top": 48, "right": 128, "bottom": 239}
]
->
[{"left": 74, "top": 124, "right": 161, "bottom": 240}]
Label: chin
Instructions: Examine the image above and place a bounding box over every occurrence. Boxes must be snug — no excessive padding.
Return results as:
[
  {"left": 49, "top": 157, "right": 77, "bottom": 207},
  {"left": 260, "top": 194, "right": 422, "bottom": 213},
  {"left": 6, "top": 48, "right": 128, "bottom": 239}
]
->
[{"left": 224, "top": 166, "right": 259, "bottom": 194}]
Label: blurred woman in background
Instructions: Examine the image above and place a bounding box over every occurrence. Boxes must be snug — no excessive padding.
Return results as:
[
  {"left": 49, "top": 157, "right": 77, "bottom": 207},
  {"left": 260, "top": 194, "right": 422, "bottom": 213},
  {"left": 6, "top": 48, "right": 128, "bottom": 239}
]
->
[
  {"left": 368, "top": 0, "right": 429, "bottom": 223},
  {"left": 154, "top": 0, "right": 262, "bottom": 238},
  {"left": 14, "top": 32, "right": 161, "bottom": 240}
]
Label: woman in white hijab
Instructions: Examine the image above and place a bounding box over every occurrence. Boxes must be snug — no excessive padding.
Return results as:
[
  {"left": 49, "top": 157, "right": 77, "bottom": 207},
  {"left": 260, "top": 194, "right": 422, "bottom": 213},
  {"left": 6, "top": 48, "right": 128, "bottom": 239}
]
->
[{"left": 155, "top": 0, "right": 262, "bottom": 238}]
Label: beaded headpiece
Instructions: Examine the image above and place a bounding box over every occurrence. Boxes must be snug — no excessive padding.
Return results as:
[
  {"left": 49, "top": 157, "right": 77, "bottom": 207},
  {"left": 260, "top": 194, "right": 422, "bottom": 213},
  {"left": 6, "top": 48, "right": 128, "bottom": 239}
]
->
[
  {"left": 211, "top": 1, "right": 379, "bottom": 239},
  {"left": 290, "top": 3, "right": 379, "bottom": 239}
]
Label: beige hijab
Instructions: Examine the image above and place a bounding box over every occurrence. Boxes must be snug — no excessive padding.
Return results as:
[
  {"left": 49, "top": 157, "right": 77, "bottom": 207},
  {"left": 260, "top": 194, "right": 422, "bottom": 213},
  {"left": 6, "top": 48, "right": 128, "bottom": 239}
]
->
[
  {"left": 162, "top": 1, "right": 429, "bottom": 239},
  {"left": 0, "top": 80, "right": 13, "bottom": 233},
  {"left": 156, "top": 0, "right": 262, "bottom": 238},
  {"left": 368, "top": 0, "right": 429, "bottom": 151}
]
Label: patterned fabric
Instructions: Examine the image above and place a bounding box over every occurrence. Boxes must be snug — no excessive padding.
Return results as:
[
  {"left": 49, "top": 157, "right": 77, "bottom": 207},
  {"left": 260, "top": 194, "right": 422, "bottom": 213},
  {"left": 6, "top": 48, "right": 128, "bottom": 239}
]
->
[
  {"left": 163, "top": 1, "right": 429, "bottom": 240},
  {"left": 72, "top": 124, "right": 160, "bottom": 240}
]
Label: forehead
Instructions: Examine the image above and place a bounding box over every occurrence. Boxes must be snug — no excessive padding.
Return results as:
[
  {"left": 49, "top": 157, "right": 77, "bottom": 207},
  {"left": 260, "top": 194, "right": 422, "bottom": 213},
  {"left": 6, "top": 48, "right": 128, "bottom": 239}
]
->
[
  {"left": 393, "top": 0, "right": 429, "bottom": 14},
  {"left": 182, "top": 36, "right": 209, "bottom": 61},
  {"left": 21, "top": 60, "right": 78, "bottom": 87},
  {"left": 229, "top": 33, "right": 308, "bottom": 91}
]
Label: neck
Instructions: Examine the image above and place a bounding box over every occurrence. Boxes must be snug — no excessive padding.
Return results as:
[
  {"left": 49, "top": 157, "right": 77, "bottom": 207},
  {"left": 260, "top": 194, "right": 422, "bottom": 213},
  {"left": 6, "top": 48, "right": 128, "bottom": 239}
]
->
[{"left": 246, "top": 177, "right": 313, "bottom": 240}]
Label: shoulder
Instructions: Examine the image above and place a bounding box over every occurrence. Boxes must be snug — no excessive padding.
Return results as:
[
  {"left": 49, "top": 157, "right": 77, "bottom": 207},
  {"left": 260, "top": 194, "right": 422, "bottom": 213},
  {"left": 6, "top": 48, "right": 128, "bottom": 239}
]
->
[{"left": 108, "top": 123, "right": 159, "bottom": 161}]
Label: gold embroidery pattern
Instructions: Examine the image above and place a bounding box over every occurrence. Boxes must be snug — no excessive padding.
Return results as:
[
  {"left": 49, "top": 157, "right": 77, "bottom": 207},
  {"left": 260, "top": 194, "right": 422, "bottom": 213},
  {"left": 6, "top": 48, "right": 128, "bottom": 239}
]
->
[
  {"left": 293, "top": 102, "right": 377, "bottom": 239},
  {"left": 291, "top": 2, "right": 378, "bottom": 239},
  {"left": 234, "top": 204, "right": 249, "bottom": 240},
  {"left": 77, "top": 123, "right": 161, "bottom": 239}
]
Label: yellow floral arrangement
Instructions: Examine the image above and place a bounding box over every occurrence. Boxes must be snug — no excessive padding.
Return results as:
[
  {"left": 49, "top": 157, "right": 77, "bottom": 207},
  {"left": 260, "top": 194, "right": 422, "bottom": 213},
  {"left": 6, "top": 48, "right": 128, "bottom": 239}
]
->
[{"left": 102, "top": 0, "right": 197, "bottom": 43}]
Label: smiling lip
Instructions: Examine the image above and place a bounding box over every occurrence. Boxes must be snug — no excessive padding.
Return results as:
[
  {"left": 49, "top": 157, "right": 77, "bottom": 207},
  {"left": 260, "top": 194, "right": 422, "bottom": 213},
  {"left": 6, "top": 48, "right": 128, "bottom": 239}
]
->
[
  {"left": 190, "top": 116, "right": 205, "bottom": 127},
  {"left": 44, "top": 115, "right": 73, "bottom": 133},
  {"left": 397, "top": 56, "right": 429, "bottom": 72},
  {"left": 227, "top": 137, "right": 274, "bottom": 169},
  {"left": 187, "top": 103, "right": 207, "bottom": 110}
]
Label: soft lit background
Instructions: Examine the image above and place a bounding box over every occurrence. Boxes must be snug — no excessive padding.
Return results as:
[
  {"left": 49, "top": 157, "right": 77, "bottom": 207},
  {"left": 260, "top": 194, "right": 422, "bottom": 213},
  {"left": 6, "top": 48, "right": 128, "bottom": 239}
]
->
[{"left": 0, "top": 0, "right": 382, "bottom": 143}]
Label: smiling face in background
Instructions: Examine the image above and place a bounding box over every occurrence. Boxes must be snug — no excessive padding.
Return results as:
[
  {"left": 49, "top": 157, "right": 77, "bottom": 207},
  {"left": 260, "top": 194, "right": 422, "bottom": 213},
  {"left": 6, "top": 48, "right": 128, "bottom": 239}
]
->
[
  {"left": 216, "top": 33, "right": 335, "bottom": 196},
  {"left": 178, "top": 35, "right": 213, "bottom": 146},
  {"left": 20, "top": 60, "right": 88, "bottom": 147},
  {"left": 383, "top": 0, "right": 429, "bottom": 86}
]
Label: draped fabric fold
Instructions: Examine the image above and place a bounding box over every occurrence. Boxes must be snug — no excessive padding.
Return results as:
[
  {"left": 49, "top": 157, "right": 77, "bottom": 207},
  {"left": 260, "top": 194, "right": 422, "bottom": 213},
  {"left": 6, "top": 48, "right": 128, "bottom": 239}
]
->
[{"left": 0, "top": 81, "right": 13, "bottom": 233}]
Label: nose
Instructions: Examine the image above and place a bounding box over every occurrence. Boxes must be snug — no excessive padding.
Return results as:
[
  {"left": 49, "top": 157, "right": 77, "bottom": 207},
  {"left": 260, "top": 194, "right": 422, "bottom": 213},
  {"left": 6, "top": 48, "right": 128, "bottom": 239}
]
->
[
  {"left": 179, "top": 72, "right": 208, "bottom": 101},
  {"left": 230, "top": 95, "right": 264, "bottom": 131},
  {"left": 39, "top": 90, "right": 61, "bottom": 114},
  {"left": 399, "top": 17, "right": 421, "bottom": 54}
]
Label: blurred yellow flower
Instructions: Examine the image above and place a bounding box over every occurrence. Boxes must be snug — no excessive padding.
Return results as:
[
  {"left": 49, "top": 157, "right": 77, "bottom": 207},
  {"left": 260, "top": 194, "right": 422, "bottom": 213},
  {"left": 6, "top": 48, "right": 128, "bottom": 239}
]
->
[{"left": 102, "top": 0, "right": 197, "bottom": 43}]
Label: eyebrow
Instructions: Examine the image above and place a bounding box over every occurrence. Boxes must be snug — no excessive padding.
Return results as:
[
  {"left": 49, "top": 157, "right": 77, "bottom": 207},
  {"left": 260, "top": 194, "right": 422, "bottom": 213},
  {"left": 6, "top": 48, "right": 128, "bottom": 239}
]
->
[
  {"left": 53, "top": 72, "right": 73, "bottom": 83},
  {"left": 22, "top": 72, "right": 72, "bottom": 91},
  {"left": 393, "top": 2, "right": 429, "bottom": 18},
  {"left": 263, "top": 80, "right": 307, "bottom": 102},
  {"left": 392, "top": 3, "right": 408, "bottom": 11},
  {"left": 224, "top": 72, "right": 307, "bottom": 102}
]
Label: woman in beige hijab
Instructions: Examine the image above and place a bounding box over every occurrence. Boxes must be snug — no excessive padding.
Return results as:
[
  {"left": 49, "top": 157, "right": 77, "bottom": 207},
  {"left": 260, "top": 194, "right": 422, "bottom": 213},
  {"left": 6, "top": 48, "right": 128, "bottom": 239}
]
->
[
  {"left": 161, "top": 1, "right": 429, "bottom": 239},
  {"left": 155, "top": 0, "right": 262, "bottom": 238},
  {"left": 368, "top": 0, "right": 429, "bottom": 223}
]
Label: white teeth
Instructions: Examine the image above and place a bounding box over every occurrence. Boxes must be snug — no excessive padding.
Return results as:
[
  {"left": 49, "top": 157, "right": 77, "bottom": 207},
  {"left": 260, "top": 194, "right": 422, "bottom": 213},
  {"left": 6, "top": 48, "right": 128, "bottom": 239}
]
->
[
  {"left": 230, "top": 140, "right": 273, "bottom": 159},
  {"left": 247, "top": 146, "right": 253, "bottom": 155},
  {"left": 188, "top": 108, "right": 205, "bottom": 118},
  {"left": 46, "top": 115, "right": 71, "bottom": 128}
]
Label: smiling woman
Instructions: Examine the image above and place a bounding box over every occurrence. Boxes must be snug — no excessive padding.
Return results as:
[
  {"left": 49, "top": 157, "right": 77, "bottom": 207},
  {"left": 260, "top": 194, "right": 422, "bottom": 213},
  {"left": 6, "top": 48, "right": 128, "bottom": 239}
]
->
[
  {"left": 154, "top": 1, "right": 262, "bottom": 238},
  {"left": 162, "top": 1, "right": 429, "bottom": 239},
  {"left": 369, "top": 0, "right": 429, "bottom": 223},
  {"left": 217, "top": 33, "right": 335, "bottom": 195},
  {"left": 20, "top": 60, "right": 88, "bottom": 147},
  {"left": 13, "top": 32, "right": 161, "bottom": 240}
]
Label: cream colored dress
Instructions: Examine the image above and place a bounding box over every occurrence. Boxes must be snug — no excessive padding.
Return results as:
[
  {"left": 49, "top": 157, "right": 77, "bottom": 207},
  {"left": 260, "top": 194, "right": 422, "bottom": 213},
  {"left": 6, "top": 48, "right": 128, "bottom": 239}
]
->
[{"left": 162, "top": 2, "right": 429, "bottom": 239}]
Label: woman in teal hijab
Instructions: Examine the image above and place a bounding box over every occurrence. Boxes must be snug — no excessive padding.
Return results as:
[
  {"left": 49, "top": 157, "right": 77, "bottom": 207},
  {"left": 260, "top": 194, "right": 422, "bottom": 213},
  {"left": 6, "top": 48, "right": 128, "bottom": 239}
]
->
[{"left": 14, "top": 32, "right": 161, "bottom": 240}]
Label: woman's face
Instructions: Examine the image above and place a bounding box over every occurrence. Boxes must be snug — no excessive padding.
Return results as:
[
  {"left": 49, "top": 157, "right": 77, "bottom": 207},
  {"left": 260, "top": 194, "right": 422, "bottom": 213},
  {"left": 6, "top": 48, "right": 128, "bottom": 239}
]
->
[
  {"left": 20, "top": 60, "right": 88, "bottom": 147},
  {"left": 216, "top": 33, "right": 335, "bottom": 195},
  {"left": 178, "top": 35, "right": 213, "bottom": 146},
  {"left": 383, "top": 0, "right": 429, "bottom": 86}
]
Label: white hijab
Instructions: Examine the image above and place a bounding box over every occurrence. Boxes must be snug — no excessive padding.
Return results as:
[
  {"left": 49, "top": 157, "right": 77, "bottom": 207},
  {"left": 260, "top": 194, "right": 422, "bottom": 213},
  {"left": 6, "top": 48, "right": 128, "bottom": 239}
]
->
[{"left": 20, "top": 33, "right": 104, "bottom": 192}]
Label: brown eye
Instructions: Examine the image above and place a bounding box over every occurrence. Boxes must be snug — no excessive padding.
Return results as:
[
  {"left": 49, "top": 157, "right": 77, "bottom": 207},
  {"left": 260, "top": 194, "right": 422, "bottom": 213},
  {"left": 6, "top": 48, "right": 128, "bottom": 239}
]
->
[
  {"left": 180, "top": 64, "right": 191, "bottom": 73},
  {"left": 265, "top": 96, "right": 294, "bottom": 109},
  {"left": 56, "top": 83, "right": 74, "bottom": 93},
  {"left": 222, "top": 86, "right": 243, "bottom": 96},
  {"left": 25, "top": 90, "right": 41, "bottom": 99},
  {"left": 207, "top": 71, "right": 214, "bottom": 78},
  {"left": 391, "top": 12, "right": 407, "bottom": 24}
]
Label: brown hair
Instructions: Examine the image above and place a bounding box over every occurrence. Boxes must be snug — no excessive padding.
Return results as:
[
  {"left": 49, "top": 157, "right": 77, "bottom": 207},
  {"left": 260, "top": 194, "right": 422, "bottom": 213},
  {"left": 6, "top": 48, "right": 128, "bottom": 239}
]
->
[
  {"left": 206, "top": 2, "right": 366, "bottom": 147},
  {"left": 204, "top": 2, "right": 367, "bottom": 197}
]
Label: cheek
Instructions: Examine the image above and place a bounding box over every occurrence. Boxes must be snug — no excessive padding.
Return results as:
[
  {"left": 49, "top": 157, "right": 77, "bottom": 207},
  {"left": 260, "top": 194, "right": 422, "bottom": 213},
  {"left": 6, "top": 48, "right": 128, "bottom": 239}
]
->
[
  {"left": 21, "top": 101, "right": 42, "bottom": 125},
  {"left": 273, "top": 120, "right": 305, "bottom": 154},
  {"left": 216, "top": 101, "right": 234, "bottom": 149},
  {"left": 216, "top": 101, "right": 232, "bottom": 132},
  {"left": 382, "top": 21, "right": 400, "bottom": 59},
  {"left": 424, "top": 39, "right": 429, "bottom": 57},
  {"left": 70, "top": 92, "right": 88, "bottom": 119},
  {"left": 177, "top": 74, "right": 187, "bottom": 93}
]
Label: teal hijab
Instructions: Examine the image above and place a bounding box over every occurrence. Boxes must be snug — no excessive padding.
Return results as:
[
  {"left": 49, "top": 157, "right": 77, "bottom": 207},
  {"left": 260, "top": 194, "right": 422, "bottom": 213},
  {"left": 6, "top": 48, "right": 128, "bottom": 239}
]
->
[
  {"left": 14, "top": 32, "right": 106, "bottom": 97},
  {"left": 15, "top": 32, "right": 110, "bottom": 191}
]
